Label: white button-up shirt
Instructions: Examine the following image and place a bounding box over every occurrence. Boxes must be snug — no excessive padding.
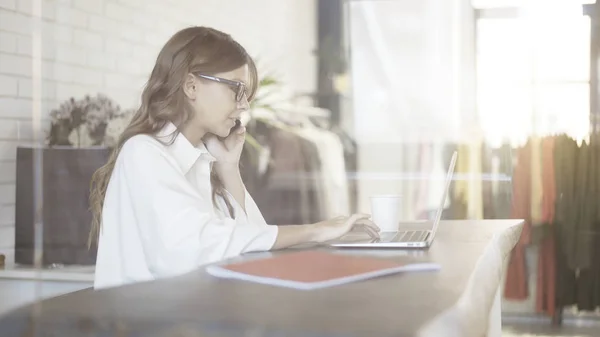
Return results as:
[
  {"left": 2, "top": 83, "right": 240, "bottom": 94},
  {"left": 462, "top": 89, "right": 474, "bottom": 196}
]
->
[{"left": 94, "top": 123, "right": 278, "bottom": 289}]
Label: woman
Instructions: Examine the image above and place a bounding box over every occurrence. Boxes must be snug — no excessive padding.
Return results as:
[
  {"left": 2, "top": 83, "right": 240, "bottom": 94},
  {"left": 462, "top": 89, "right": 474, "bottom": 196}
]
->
[{"left": 89, "top": 26, "right": 379, "bottom": 289}]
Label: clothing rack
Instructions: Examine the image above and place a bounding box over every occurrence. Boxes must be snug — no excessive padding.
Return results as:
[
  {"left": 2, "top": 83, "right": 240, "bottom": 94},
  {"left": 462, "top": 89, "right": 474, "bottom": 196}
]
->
[
  {"left": 438, "top": 136, "right": 600, "bottom": 324},
  {"left": 498, "top": 134, "right": 600, "bottom": 325},
  {"left": 241, "top": 106, "right": 354, "bottom": 226},
  {"left": 552, "top": 133, "right": 600, "bottom": 325}
]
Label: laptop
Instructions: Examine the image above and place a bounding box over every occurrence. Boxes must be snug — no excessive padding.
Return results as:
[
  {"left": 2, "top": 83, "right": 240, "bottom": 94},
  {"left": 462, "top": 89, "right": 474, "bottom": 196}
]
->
[{"left": 329, "top": 151, "right": 457, "bottom": 248}]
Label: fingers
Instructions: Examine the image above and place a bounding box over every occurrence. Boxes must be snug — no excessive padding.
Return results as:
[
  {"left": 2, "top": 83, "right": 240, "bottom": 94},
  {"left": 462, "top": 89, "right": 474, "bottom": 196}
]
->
[
  {"left": 342, "top": 213, "right": 380, "bottom": 238},
  {"left": 232, "top": 127, "right": 245, "bottom": 145},
  {"left": 340, "top": 213, "right": 371, "bottom": 226},
  {"left": 355, "top": 218, "right": 379, "bottom": 231},
  {"left": 364, "top": 225, "right": 380, "bottom": 239},
  {"left": 353, "top": 219, "right": 380, "bottom": 238},
  {"left": 225, "top": 125, "right": 246, "bottom": 147},
  {"left": 350, "top": 224, "right": 379, "bottom": 238},
  {"left": 227, "top": 126, "right": 245, "bottom": 138}
]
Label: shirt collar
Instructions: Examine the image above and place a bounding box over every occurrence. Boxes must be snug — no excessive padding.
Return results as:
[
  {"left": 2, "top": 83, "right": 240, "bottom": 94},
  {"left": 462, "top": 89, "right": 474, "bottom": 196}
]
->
[{"left": 156, "top": 122, "right": 216, "bottom": 173}]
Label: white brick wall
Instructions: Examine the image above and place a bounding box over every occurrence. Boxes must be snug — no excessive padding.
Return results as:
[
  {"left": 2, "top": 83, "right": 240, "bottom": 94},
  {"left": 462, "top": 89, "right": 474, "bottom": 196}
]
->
[{"left": 0, "top": 0, "right": 317, "bottom": 263}]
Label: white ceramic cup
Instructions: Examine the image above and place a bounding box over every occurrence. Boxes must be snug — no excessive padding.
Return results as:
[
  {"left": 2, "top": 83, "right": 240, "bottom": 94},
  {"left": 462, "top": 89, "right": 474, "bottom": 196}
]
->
[{"left": 370, "top": 195, "right": 402, "bottom": 232}]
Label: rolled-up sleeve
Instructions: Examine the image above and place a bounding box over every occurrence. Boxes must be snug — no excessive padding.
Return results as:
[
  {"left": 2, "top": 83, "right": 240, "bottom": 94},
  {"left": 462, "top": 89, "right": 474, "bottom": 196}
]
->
[
  {"left": 222, "top": 189, "right": 270, "bottom": 225},
  {"left": 119, "top": 139, "right": 278, "bottom": 278},
  {"left": 220, "top": 189, "right": 278, "bottom": 249}
]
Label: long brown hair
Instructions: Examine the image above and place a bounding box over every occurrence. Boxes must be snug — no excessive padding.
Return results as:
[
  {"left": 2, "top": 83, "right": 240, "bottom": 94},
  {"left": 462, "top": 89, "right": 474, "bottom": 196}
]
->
[{"left": 88, "top": 27, "right": 258, "bottom": 247}]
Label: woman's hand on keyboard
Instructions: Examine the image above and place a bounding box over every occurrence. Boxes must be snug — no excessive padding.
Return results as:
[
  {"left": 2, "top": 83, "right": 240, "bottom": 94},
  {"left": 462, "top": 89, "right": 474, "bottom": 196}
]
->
[{"left": 310, "top": 214, "right": 380, "bottom": 243}]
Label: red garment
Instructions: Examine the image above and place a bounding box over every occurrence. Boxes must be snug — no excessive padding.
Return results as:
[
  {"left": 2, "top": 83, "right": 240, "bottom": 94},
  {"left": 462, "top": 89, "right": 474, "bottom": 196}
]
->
[
  {"left": 504, "top": 143, "right": 532, "bottom": 300},
  {"left": 504, "top": 137, "right": 557, "bottom": 314},
  {"left": 541, "top": 137, "right": 556, "bottom": 224},
  {"left": 536, "top": 137, "right": 556, "bottom": 316}
]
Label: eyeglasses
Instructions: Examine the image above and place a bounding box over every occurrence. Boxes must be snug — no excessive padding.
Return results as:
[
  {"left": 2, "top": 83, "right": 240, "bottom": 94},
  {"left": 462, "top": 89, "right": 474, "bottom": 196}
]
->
[{"left": 195, "top": 73, "right": 247, "bottom": 102}]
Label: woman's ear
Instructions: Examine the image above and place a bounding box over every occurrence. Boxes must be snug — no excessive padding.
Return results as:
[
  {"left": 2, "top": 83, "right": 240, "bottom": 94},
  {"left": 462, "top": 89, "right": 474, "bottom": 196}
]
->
[{"left": 183, "top": 73, "right": 197, "bottom": 100}]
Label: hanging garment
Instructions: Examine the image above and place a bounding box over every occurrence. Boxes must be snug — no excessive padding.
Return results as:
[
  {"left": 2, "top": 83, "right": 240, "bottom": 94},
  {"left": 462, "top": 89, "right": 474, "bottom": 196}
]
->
[
  {"left": 553, "top": 135, "right": 579, "bottom": 309},
  {"left": 573, "top": 135, "right": 600, "bottom": 311},
  {"left": 594, "top": 136, "right": 600, "bottom": 308},
  {"left": 318, "top": 130, "right": 350, "bottom": 217},
  {"left": 535, "top": 136, "right": 556, "bottom": 316},
  {"left": 295, "top": 127, "right": 350, "bottom": 218},
  {"left": 494, "top": 143, "right": 514, "bottom": 219},
  {"left": 541, "top": 137, "right": 556, "bottom": 224},
  {"left": 530, "top": 136, "right": 543, "bottom": 226},
  {"left": 572, "top": 141, "right": 594, "bottom": 270},
  {"left": 244, "top": 122, "right": 324, "bottom": 226},
  {"left": 554, "top": 135, "right": 579, "bottom": 268},
  {"left": 536, "top": 233, "right": 556, "bottom": 315},
  {"left": 481, "top": 143, "right": 513, "bottom": 220},
  {"left": 504, "top": 140, "right": 532, "bottom": 300},
  {"left": 481, "top": 142, "right": 496, "bottom": 219},
  {"left": 332, "top": 127, "right": 358, "bottom": 213}
]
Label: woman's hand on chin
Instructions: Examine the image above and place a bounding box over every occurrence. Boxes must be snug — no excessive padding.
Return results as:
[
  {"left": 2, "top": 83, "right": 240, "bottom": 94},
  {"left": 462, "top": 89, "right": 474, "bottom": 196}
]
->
[{"left": 204, "top": 123, "right": 246, "bottom": 167}]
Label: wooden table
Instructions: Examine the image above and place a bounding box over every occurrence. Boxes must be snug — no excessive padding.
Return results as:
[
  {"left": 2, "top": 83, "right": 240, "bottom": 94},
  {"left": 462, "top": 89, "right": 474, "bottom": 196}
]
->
[{"left": 0, "top": 220, "right": 522, "bottom": 337}]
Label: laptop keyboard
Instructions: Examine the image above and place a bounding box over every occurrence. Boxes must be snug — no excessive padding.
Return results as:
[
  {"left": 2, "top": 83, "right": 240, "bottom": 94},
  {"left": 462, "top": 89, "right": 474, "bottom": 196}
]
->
[{"left": 380, "top": 230, "right": 429, "bottom": 243}]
